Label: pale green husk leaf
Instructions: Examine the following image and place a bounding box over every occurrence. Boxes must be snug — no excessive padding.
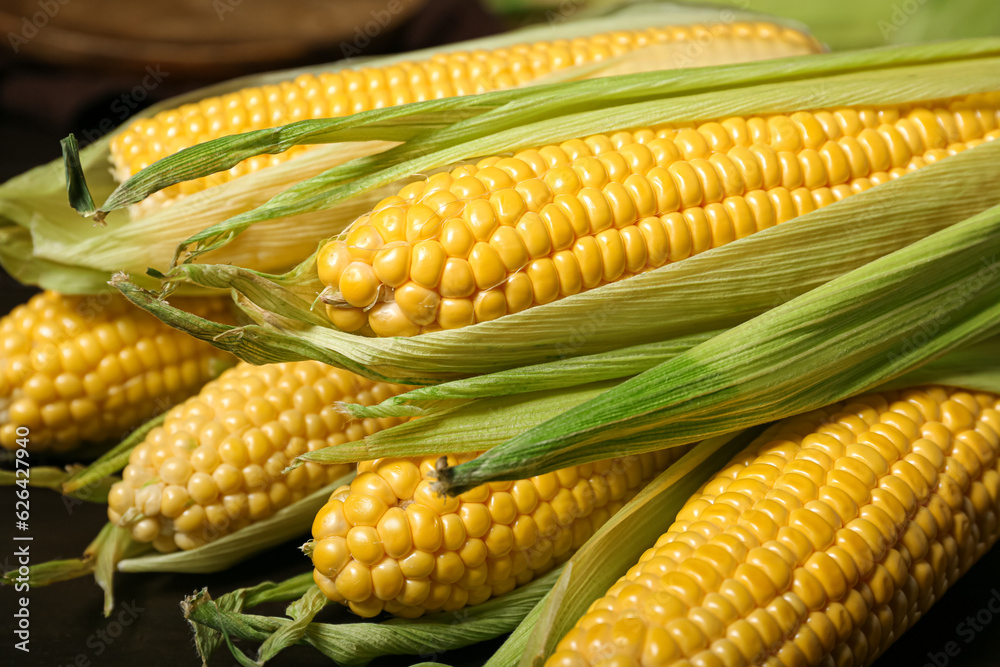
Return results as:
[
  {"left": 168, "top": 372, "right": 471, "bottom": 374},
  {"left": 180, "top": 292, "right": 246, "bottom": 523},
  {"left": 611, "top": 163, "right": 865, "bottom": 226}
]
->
[
  {"left": 340, "top": 332, "right": 720, "bottom": 419},
  {"left": 186, "top": 572, "right": 316, "bottom": 665},
  {"left": 185, "top": 566, "right": 563, "bottom": 666},
  {"left": 297, "top": 333, "right": 1000, "bottom": 469},
  {"left": 296, "top": 381, "right": 618, "bottom": 465},
  {"left": 255, "top": 585, "right": 329, "bottom": 664},
  {"left": 440, "top": 202, "right": 1000, "bottom": 491}
]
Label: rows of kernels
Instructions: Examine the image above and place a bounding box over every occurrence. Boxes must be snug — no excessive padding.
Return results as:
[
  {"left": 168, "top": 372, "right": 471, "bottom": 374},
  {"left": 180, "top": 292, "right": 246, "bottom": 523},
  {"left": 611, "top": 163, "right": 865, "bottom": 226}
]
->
[
  {"left": 0, "top": 291, "right": 233, "bottom": 452},
  {"left": 109, "top": 21, "right": 819, "bottom": 215},
  {"left": 311, "top": 448, "right": 684, "bottom": 617},
  {"left": 547, "top": 386, "right": 1000, "bottom": 667},
  {"left": 320, "top": 93, "right": 1000, "bottom": 337},
  {"left": 106, "top": 361, "right": 411, "bottom": 551}
]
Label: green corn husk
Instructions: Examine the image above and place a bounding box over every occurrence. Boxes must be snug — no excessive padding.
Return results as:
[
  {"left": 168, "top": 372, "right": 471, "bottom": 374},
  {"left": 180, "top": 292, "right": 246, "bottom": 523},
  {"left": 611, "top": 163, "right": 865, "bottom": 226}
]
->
[
  {"left": 186, "top": 568, "right": 564, "bottom": 667},
  {"left": 710, "top": 0, "right": 1000, "bottom": 50},
  {"left": 338, "top": 332, "right": 721, "bottom": 419},
  {"left": 0, "top": 2, "right": 804, "bottom": 295},
  {"left": 437, "top": 202, "right": 1000, "bottom": 492},
  {"left": 1, "top": 469, "right": 356, "bottom": 615},
  {"left": 342, "top": 331, "right": 1000, "bottom": 420},
  {"left": 296, "top": 333, "right": 1000, "bottom": 471},
  {"left": 296, "top": 380, "right": 619, "bottom": 466},
  {"left": 110, "top": 41, "right": 1000, "bottom": 383},
  {"left": 186, "top": 571, "right": 317, "bottom": 665}
]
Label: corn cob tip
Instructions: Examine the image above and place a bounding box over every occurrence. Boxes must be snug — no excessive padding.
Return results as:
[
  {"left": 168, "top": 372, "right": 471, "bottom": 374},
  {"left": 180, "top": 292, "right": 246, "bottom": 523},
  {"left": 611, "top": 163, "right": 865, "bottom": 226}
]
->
[
  {"left": 107, "top": 361, "right": 411, "bottom": 552},
  {"left": 310, "top": 448, "right": 685, "bottom": 618}
]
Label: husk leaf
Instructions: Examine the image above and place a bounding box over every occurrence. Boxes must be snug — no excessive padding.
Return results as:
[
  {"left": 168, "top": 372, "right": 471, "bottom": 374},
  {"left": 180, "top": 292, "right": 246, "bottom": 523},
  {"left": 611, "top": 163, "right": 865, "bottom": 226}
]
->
[
  {"left": 296, "top": 381, "right": 619, "bottom": 466},
  {"left": 185, "top": 567, "right": 563, "bottom": 666},
  {"left": 340, "top": 332, "right": 720, "bottom": 419},
  {"left": 186, "top": 572, "right": 317, "bottom": 665},
  {"left": 255, "top": 585, "right": 328, "bottom": 664},
  {"left": 440, "top": 202, "right": 1000, "bottom": 492}
]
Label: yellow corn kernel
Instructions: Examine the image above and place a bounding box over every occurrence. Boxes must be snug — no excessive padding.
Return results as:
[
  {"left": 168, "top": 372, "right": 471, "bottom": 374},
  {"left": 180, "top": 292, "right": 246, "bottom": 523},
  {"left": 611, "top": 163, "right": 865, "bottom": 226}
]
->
[
  {"left": 107, "top": 361, "right": 410, "bottom": 551},
  {"left": 548, "top": 386, "right": 1000, "bottom": 667},
  {"left": 318, "top": 93, "right": 1000, "bottom": 336},
  {"left": 311, "top": 448, "right": 688, "bottom": 617},
  {"left": 0, "top": 291, "right": 234, "bottom": 453},
  {"left": 109, "top": 22, "right": 820, "bottom": 217}
]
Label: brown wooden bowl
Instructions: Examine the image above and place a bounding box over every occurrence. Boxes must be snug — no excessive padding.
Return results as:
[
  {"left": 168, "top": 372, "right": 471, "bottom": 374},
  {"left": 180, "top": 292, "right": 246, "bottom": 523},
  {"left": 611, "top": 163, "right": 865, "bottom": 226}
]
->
[{"left": 0, "top": 0, "right": 427, "bottom": 74}]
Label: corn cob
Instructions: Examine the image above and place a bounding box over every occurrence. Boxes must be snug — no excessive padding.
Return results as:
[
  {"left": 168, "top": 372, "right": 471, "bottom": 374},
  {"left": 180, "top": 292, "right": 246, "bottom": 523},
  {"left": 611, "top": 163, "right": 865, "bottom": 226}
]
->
[
  {"left": 107, "top": 361, "right": 411, "bottom": 552},
  {"left": 547, "top": 386, "right": 1000, "bottom": 667},
  {"left": 110, "top": 21, "right": 820, "bottom": 216},
  {"left": 309, "top": 447, "right": 687, "bottom": 618},
  {"left": 317, "top": 93, "right": 1000, "bottom": 336},
  {"left": 0, "top": 291, "right": 233, "bottom": 453}
]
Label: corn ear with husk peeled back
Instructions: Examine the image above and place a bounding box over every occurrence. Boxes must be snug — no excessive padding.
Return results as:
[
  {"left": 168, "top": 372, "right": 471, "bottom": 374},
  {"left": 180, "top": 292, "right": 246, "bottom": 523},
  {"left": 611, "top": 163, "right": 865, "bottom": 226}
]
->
[
  {"left": 110, "top": 19, "right": 818, "bottom": 218},
  {"left": 0, "top": 4, "right": 820, "bottom": 296},
  {"left": 316, "top": 92, "right": 1000, "bottom": 336},
  {"left": 3, "top": 360, "right": 410, "bottom": 614},
  {"left": 104, "top": 40, "right": 1000, "bottom": 385},
  {"left": 0, "top": 290, "right": 234, "bottom": 453},
  {"left": 545, "top": 386, "right": 1000, "bottom": 667}
]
